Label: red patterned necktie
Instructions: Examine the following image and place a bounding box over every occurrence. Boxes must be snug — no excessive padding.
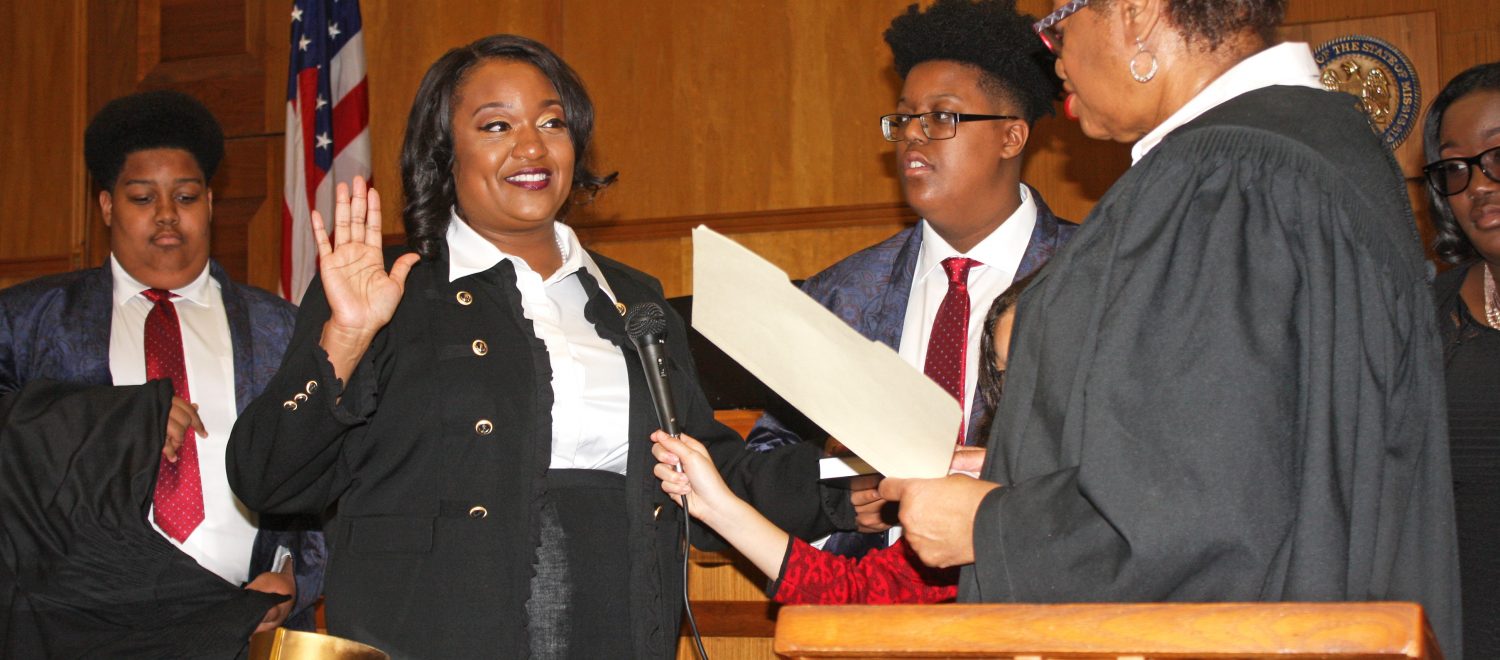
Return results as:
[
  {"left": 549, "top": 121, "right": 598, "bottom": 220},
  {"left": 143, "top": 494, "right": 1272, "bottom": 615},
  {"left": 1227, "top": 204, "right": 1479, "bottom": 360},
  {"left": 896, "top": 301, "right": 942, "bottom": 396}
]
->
[
  {"left": 142, "top": 288, "right": 205, "bottom": 542},
  {"left": 924, "top": 257, "right": 979, "bottom": 445}
]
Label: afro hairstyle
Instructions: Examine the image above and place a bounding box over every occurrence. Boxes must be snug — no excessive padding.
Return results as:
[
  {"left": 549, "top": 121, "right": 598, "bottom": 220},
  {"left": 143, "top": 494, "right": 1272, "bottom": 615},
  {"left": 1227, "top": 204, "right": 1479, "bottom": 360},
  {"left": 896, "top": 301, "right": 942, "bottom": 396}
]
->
[
  {"left": 84, "top": 90, "right": 224, "bottom": 190},
  {"left": 884, "top": 0, "right": 1062, "bottom": 123}
]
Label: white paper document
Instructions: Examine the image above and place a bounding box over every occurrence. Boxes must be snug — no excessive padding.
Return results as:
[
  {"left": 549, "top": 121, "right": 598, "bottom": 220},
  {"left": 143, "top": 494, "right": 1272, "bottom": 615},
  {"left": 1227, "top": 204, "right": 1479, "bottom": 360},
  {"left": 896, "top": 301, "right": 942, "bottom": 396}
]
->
[{"left": 690, "top": 226, "right": 958, "bottom": 479}]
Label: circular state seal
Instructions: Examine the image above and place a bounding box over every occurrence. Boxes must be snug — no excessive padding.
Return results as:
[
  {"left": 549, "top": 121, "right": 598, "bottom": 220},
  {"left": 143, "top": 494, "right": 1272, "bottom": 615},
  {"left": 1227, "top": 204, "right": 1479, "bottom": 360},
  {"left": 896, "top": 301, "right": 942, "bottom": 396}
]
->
[{"left": 1313, "top": 35, "right": 1421, "bottom": 150}]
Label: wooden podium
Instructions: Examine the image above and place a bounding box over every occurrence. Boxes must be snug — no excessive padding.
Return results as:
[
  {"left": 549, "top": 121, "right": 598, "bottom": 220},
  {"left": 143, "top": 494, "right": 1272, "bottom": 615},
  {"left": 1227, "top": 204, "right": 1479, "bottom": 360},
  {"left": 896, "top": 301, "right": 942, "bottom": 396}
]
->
[{"left": 773, "top": 602, "right": 1440, "bottom": 659}]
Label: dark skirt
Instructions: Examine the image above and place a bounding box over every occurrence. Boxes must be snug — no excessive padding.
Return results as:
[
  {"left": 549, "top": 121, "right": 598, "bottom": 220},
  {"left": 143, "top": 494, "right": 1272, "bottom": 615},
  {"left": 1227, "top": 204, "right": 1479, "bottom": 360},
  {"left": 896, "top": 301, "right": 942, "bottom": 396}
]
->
[{"left": 525, "top": 468, "right": 631, "bottom": 659}]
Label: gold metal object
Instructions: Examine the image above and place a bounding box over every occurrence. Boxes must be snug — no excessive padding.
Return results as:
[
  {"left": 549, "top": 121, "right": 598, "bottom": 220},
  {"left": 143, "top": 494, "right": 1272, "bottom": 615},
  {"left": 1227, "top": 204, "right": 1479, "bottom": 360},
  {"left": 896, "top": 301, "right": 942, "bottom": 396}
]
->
[{"left": 248, "top": 628, "right": 388, "bottom": 660}]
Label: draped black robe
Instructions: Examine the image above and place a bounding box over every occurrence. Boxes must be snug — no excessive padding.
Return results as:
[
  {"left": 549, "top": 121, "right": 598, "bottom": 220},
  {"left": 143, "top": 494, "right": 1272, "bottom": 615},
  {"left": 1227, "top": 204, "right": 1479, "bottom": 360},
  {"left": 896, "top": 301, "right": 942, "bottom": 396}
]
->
[
  {"left": 0, "top": 380, "right": 281, "bottom": 658},
  {"left": 963, "top": 86, "right": 1462, "bottom": 656}
]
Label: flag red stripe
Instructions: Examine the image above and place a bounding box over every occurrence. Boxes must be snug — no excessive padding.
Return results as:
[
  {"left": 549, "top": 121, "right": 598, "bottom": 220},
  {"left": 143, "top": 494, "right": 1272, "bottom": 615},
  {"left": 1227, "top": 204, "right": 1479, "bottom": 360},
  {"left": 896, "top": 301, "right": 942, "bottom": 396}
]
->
[
  {"left": 331, "top": 79, "right": 369, "bottom": 154},
  {"left": 297, "top": 68, "right": 326, "bottom": 199},
  {"left": 280, "top": 201, "right": 295, "bottom": 300}
]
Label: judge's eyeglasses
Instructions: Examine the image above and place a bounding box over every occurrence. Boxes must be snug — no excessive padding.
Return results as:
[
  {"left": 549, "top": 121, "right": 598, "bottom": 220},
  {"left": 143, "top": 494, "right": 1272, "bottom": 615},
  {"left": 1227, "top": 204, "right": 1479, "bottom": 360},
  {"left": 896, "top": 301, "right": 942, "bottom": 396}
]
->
[{"left": 1033, "top": 0, "right": 1090, "bottom": 54}]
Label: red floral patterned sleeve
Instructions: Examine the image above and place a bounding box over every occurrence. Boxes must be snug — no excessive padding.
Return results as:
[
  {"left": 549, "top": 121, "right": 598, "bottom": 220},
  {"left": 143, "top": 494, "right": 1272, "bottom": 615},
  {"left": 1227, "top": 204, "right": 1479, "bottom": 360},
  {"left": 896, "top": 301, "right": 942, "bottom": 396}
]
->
[{"left": 770, "top": 537, "right": 958, "bottom": 605}]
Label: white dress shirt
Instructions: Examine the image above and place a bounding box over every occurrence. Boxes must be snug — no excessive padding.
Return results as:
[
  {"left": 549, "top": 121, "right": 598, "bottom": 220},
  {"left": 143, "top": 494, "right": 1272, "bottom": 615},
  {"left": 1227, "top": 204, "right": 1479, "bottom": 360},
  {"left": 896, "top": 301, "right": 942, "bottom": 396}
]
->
[
  {"left": 898, "top": 184, "right": 1038, "bottom": 428},
  {"left": 1132, "top": 42, "right": 1324, "bottom": 164},
  {"left": 108, "top": 256, "right": 258, "bottom": 585},
  {"left": 447, "top": 214, "right": 632, "bottom": 474}
]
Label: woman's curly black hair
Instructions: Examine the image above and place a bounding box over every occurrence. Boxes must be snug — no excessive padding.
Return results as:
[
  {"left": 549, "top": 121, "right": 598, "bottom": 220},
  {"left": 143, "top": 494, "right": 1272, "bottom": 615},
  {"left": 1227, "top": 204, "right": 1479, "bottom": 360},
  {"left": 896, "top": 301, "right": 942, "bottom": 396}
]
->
[
  {"left": 83, "top": 90, "right": 224, "bottom": 190},
  {"left": 1423, "top": 61, "right": 1500, "bottom": 265},
  {"left": 400, "top": 34, "right": 616, "bottom": 260},
  {"left": 884, "top": 0, "right": 1062, "bottom": 123},
  {"left": 1093, "top": 0, "right": 1286, "bottom": 52}
]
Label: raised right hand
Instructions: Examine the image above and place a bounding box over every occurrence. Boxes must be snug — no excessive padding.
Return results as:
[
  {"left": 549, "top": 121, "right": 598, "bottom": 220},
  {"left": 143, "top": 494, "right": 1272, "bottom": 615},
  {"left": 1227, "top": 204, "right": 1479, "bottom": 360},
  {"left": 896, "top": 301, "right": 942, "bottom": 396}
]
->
[{"left": 313, "top": 177, "right": 420, "bottom": 378}]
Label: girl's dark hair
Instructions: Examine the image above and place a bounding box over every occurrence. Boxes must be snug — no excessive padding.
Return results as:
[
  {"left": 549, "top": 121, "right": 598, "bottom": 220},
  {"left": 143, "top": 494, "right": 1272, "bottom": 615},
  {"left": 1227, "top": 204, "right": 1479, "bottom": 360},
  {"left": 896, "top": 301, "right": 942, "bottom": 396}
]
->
[
  {"left": 83, "top": 90, "right": 224, "bottom": 190},
  {"left": 884, "top": 0, "right": 1062, "bottom": 123},
  {"left": 1423, "top": 61, "right": 1500, "bottom": 265},
  {"left": 400, "top": 34, "right": 617, "bottom": 260},
  {"left": 973, "top": 269, "right": 1040, "bottom": 447}
]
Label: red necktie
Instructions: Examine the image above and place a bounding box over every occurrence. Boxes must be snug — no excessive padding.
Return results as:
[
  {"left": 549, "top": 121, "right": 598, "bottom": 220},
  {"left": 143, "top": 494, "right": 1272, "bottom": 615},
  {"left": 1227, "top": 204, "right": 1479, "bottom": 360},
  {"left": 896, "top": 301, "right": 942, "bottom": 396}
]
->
[
  {"left": 143, "top": 288, "right": 205, "bottom": 542},
  {"left": 924, "top": 257, "right": 978, "bottom": 444}
]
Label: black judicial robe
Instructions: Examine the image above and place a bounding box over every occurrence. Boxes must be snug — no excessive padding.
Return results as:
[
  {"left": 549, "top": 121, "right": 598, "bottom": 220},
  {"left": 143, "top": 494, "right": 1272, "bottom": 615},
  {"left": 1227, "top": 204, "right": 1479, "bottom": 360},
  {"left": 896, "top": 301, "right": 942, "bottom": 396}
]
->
[
  {"left": 964, "top": 86, "right": 1462, "bottom": 656},
  {"left": 0, "top": 380, "right": 282, "bottom": 658}
]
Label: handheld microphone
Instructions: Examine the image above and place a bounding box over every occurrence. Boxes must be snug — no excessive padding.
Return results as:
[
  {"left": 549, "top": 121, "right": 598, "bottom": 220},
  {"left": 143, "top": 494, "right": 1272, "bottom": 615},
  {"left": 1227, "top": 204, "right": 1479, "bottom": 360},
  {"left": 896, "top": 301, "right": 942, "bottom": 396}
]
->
[
  {"left": 625, "top": 302, "right": 680, "bottom": 438},
  {"left": 626, "top": 301, "right": 709, "bottom": 659}
]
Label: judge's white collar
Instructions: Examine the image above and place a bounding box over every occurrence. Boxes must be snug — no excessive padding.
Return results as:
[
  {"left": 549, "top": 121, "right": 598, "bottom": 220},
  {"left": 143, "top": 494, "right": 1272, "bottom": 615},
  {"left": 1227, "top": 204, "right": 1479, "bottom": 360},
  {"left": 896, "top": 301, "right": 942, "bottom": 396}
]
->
[{"left": 1131, "top": 42, "right": 1323, "bottom": 164}]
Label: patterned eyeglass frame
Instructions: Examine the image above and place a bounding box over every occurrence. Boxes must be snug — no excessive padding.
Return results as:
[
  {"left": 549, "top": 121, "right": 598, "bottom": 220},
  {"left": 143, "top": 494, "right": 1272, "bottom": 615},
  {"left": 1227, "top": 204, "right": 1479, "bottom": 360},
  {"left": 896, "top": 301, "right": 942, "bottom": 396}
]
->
[{"left": 1033, "top": 0, "right": 1091, "bottom": 53}]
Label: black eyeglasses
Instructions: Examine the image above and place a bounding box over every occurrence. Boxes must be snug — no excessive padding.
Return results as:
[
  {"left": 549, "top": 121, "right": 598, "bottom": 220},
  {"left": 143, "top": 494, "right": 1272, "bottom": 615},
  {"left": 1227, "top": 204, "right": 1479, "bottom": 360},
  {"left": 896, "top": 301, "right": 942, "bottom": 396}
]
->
[
  {"left": 1033, "top": 0, "right": 1090, "bottom": 54},
  {"left": 880, "top": 111, "right": 1019, "bottom": 142},
  {"left": 1423, "top": 145, "right": 1500, "bottom": 196}
]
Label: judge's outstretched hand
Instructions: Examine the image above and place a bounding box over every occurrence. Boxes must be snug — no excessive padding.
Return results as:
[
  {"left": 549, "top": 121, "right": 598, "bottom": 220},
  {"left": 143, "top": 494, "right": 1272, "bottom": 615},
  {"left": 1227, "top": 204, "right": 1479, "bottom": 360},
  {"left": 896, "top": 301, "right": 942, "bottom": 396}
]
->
[
  {"left": 879, "top": 475, "right": 999, "bottom": 568},
  {"left": 313, "top": 176, "right": 420, "bottom": 382}
]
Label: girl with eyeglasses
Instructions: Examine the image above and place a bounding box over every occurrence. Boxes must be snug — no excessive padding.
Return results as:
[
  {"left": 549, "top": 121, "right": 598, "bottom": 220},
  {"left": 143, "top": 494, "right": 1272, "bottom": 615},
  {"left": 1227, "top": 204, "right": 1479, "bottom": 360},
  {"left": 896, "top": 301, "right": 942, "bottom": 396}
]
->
[{"left": 1422, "top": 60, "right": 1500, "bottom": 660}]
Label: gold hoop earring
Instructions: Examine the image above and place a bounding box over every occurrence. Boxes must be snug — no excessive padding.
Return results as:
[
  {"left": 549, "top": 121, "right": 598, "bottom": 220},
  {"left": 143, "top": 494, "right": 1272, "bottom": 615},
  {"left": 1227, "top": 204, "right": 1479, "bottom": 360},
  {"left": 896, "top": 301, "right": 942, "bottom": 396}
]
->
[{"left": 1129, "top": 37, "right": 1158, "bottom": 83}]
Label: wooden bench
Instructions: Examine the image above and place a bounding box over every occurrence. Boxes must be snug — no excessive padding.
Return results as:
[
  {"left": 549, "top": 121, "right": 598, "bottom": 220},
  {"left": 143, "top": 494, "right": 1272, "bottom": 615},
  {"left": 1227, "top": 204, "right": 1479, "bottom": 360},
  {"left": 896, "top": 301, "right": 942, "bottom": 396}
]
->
[{"left": 773, "top": 602, "right": 1440, "bottom": 659}]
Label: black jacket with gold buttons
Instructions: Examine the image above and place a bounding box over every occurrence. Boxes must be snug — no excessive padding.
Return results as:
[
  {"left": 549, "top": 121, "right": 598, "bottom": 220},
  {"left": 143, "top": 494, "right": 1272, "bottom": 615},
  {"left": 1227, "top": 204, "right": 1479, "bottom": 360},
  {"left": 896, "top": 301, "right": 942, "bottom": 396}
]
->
[{"left": 227, "top": 247, "right": 832, "bottom": 659}]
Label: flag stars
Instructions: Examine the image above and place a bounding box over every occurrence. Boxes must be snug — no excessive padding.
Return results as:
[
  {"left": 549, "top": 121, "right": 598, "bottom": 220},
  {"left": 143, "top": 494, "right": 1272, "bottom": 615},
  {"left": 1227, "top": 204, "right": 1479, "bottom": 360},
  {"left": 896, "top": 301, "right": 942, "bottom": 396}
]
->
[
  {"left": 316, "top": 95, "right": 328, "bottom": 110},
  {"left": 290, "top": 5, "right": 302, "bottom": 22},
  {"left": 298, "top": 35, "right": 311, "bottom": 51},
  {"left": 328, "top": 22, "right": 341, "bottom": 39},
  {"left": 316, "top": 133, "right": 332, "bottom": 150}
]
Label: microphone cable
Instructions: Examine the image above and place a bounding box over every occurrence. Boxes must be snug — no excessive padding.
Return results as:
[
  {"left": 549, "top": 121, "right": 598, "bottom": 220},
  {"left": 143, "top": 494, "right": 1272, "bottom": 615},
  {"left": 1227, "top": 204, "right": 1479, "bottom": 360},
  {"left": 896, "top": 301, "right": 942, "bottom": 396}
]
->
[{"left": 680, "top": 487, "right": 710, "bottom": 660}]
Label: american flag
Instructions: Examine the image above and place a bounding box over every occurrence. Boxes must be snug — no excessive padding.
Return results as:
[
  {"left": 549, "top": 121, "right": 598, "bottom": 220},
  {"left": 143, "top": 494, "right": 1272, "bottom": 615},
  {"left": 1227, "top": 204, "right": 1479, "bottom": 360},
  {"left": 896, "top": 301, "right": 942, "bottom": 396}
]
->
[{"left": 282, "top": 0, "right": 370, "bottom": 303}]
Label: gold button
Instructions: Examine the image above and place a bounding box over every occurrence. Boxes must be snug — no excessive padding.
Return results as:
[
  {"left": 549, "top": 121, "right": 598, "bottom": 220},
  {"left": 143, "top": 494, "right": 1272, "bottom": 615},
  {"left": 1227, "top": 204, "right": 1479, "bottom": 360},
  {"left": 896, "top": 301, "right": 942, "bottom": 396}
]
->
[
  {"left": 456, "top": 291, "right": 473, "bottom": 305},
  {"left": 472, "top": 339, "right": 488, "bottom": 356},
  {"left": 615, "top": 302, "right": 627, "bottom": 316},
  {"left": 653, "top": 504, "right": 664, "bottom": 520},
  {"left": 293, "top": 393, "right": 308, "bottom": 403},
  {"left": 468, "top": 506, "right": 488, "bottom": 519},
  {"left": 474, "top": 419, "right": 494, "bottom": 436},
  {"left": 283, "top": 400, "right": 298, "bottom": 411},
  {"left": 305, "top": 380, "right": 318, "bottom": 394}
]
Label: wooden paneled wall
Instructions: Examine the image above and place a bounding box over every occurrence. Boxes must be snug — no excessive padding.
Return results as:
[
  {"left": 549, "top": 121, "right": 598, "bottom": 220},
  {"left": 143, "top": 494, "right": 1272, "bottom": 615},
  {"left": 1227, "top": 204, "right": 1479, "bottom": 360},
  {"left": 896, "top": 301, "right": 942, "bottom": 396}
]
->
[
  {"left": 361, "top": 0, "right": 562, "bottom": 222},
  {"left": 53, "top": 0, "right": 289, "bottom": 290},
  {"left": 564, "top": 0, "right": 1132, "bottom": 296},
  {"left": 0, "top": 0, "right": 85, "bottom": 288},
  {"left": 0, "top": 1, "right": 1495, "bottom": 659},
  {"left": 7, "top": 0, "right": 1495, "bottom": 295}
]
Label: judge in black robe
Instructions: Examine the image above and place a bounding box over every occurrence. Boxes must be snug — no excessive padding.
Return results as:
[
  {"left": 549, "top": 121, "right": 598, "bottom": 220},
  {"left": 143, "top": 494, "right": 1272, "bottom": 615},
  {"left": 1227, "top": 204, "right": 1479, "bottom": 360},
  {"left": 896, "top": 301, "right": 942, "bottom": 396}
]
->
[
  {"left": 883, "top": 3, "right": 1460, "bottom": 655},
  {"left": 0, "top": 380, "right": 282, "bottom": 658}
]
